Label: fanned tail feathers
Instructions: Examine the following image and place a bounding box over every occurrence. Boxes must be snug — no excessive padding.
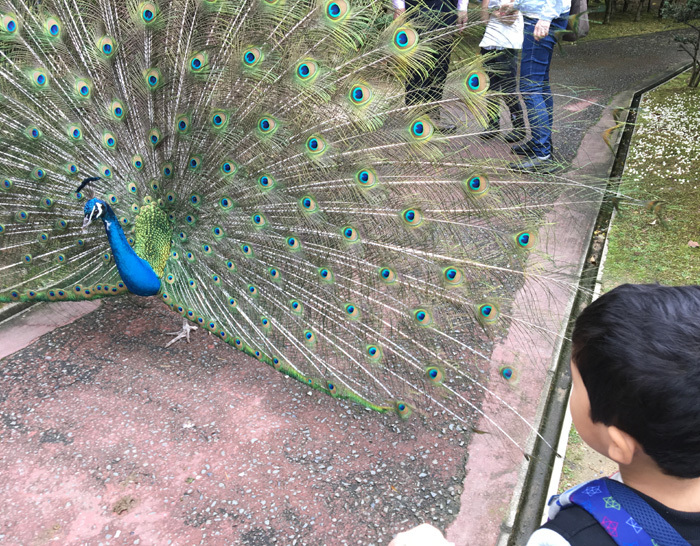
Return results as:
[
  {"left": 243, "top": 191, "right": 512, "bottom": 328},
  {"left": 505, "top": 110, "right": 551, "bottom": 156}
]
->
[{"left": 0, "top": 0, "right": 601, "bottom": 445}]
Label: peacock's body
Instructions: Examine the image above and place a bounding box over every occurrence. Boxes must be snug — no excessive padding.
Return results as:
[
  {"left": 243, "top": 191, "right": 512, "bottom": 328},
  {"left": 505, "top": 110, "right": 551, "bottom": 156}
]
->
[{"left": 0, "top": 0, "right": 587, "bottom": 444}]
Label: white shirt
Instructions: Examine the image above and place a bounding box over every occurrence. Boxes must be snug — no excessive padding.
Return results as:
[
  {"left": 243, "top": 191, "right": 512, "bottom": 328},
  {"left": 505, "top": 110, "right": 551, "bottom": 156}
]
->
[
  {"left": 392, "top": 0, "right": 469, "bottom": 10},
  {"left": 479, "top": 0, "right": 524, "bottom": 49}
]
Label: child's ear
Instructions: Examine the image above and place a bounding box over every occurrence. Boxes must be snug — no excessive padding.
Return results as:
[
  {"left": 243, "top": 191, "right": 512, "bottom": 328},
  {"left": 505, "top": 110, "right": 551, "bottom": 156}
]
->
[{"left": 607, "top": 426, "right": 638, "bottom": 465}]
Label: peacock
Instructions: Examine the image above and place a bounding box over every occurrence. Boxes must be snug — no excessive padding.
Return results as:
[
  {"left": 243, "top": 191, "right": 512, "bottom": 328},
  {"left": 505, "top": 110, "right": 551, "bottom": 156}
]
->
[{"left": 0, "top": 0, "right": 595, "bottom": 448}]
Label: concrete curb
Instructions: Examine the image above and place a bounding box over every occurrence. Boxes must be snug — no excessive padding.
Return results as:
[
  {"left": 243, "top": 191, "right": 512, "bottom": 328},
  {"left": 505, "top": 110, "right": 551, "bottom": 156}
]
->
[{"left": 505, "top": 61, "right": 692, "bottom": 545}]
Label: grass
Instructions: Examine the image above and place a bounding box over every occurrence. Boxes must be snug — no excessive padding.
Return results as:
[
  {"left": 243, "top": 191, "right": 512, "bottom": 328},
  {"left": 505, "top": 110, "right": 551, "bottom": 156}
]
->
[
  {"left": 602, "top": 71, "right": 700, "bottom": 288},
  {"left": 582, "top": 8, "right": 687, "bottom": 41}
]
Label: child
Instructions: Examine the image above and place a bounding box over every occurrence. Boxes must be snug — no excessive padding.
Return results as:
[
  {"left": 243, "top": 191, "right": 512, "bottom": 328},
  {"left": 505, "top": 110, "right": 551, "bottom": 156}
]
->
[
  {"left": 528, "top": 284, "right": 700, "bottom": 545},
  {"left": 479, "top": 0, "right": 525, "bottom": 142}
]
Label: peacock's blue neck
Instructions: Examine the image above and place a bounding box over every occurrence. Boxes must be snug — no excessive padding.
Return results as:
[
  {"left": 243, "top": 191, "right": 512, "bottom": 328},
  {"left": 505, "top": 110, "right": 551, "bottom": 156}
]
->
[{"left": 101, "top": 204, "right": 161, "bottom": 296}]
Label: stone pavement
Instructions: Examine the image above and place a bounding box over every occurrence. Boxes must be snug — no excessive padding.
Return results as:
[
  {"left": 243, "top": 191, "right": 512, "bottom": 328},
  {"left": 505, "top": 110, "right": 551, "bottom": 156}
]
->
[
  {"left": 552, "top": 29, "right": 692, "bottom": 162},
  {"left": 0, "top": 31, "right": 691, "bottom": 546}
]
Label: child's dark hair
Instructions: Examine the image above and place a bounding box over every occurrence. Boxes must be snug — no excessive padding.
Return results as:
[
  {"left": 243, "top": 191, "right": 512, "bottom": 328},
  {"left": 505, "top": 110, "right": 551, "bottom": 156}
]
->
[{"left": 572, "top": 284, "right": 700, "bottom": 478}]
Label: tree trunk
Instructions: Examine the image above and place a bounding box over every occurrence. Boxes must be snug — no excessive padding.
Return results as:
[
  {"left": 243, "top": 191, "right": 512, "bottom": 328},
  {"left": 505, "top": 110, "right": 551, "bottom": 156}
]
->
[
  {"left": 635, "top": 0, "right": 644, "bottom": 21},
  {"left": 647, "top": 0, "right": 652, "bottom": 13},
  {"left": 623, "top": 0, "right": 630, "bottom": 12},
  {"left": 690, "top": 66, "right": 700, "bottom": 88},
  {"left": 657, "top": 0, "right": 666, "bottom": 18},
  {"left": 604, "top": 0, "right": 615, "bottom": 23}
]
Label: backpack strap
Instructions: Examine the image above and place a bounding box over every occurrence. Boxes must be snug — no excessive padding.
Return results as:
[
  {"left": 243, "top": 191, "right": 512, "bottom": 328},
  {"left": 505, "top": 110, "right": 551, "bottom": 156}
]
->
[
  {"left": 605, "top": 478, "right": 691, "bottom": 546},
  {"left": 562, "top": 478, "right": 691, "bottom": 546}
]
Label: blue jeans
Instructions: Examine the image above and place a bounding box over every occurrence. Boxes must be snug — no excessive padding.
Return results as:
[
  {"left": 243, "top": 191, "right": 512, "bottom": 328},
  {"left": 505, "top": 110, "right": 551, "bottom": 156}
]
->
[{"left": 519, "top": 14, "right": 569, "bottom": 157}]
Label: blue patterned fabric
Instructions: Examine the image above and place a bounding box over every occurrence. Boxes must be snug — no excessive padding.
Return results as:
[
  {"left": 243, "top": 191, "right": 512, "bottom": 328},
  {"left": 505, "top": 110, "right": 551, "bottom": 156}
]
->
[{"left": 548, "top": 477, "right": 691, "bottom": 546}]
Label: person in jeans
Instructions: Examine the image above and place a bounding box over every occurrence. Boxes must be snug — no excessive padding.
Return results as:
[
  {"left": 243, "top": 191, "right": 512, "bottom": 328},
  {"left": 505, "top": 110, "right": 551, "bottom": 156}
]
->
[
  {"left": 509, "top": 0, "right": 570, "bottom": 172},
  {"left": 479, "top": 0, "right": 525, "bottom": 142},
  {"left": 393, "top": 0, "right": 468, "bottom": 132}
]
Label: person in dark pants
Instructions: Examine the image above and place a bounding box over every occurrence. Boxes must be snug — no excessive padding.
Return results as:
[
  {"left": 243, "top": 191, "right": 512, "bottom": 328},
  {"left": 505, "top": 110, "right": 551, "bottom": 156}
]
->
[
  {"left": 393, "top": 0, "right": 468, "bottom": 132},
  {"left": 509, "top": 0, "right": 570, "bottom": 172},
  {"left": 479, "top": 0, "right": 524, "bottom": 142}
]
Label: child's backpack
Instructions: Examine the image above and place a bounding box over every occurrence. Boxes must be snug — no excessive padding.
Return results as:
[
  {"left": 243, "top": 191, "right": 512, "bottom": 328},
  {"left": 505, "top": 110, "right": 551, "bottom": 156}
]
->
[{"left": 547, "top": 477, "right": 691, "bottom": 545}]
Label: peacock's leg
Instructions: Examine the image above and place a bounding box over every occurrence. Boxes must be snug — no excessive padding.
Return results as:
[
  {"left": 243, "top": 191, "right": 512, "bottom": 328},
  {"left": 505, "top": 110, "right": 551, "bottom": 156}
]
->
[{"left": 164, "top": 319, "right": 198, "bottom": 348}]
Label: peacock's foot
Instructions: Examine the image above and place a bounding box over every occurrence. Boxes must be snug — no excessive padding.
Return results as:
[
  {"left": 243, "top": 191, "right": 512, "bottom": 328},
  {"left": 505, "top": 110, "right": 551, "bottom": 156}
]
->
[{"left": 165, "top": 319, "right": 198, "bottom": 348}]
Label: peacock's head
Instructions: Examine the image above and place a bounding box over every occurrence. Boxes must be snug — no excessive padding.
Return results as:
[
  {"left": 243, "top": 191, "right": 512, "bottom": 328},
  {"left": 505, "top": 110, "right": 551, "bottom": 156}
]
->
[{"left": 82, "top": 198, "right": 108, "bottom": 231}]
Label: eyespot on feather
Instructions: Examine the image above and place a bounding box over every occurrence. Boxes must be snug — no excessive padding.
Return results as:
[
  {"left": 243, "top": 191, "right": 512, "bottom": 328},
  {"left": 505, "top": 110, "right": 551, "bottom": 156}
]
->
[
  {"left": 299, "top": 195, "right": 318, "bottom": 213},
  {"left": 147, "top": 128, "right": 162, "bottom": 147},
  {"left": 425, "top": 366, "right": 444, "bottom": 384},
  {"left": 355, "top": 169, "right": 377, "bottom": 188},
  {"left": 110, "top": 100, "right": 126, "bottom": 120},
  {"left": 242, "top": 47, "right": 263, "bottom": 67},
  {"left": 285, "top": 236, "right": 301, "bottom": 251},
  {"left": 220, "top": 160, "right": 237, "bottom": 176},
  {"left": 443, "top": 267, "right": 464, "bottom": 286},
  {"left": 303, "top": 329, "right": 316, "bottom": 345},
  {"left": 189, "top": 51, "right": 209, "bottom": 73},
  {"left": 139, "top": 2, "right": 159, "bottom": 24},
  {"left": 325, "top": 0, "right": 349, "bottom": 21},
  {"left": 401, "top": 208, "right": 423, "bottom": 227},
  {"left": 211, "top": 111, "right": 229, "bottom": 130},
  {"left": 344, "top": 303, "right": 361, "bottom": 320},
  {"left": 412, "top": 308, "right": 433, "bottom": 326},
  {"left": 348, "top": 83, "right": 373, "bottom": 107},
  {"left": 477, "top": 303, "right": 500, "bottom": 325},
  {"left": 161, "top": 161, "right": 173, "bottom": 178},
  {"left": 219, "top": 197, "right": 233, "bottom": 211},
  {"left": 295, "top": 60, "right": 319, "bottom": 83},
  {"left": 500, "top": 366, "right": 516, "bottom": 381},
  {"left": 257, "top": 116, "right": 278, "bottom": 135},
  {"left": 252, "top": 213, "right": 267, "bottom": 228},
  {"left": 394, "top": 401, "right": 412, "bottom": 419},
  {"left": 144, "top": 68, "right": 162, "bottom": 90},
  {"left": 175, "top": 114, "right": 191, "bottom": 134},
  {"left": 378, "top": 266, "right": 397, "bottom": 284},
  {"left": 25, "top": 126, "right": 42, "bottom": 140},
  {"left": 187, "top": 195, "right": 201, "bottom": 210},
  {"left": 258, "top": 174, "right": 275, "bottom": 190},
  {"left": 366, "top": 344, "right": 382, "bottom": 361},
  {"left": 318, "top": 267, "right": 334, "bottom": 283},
  {"left": 515, "top": 230, "right": 536, "bottom": 249},
  {"left": 2, "top": 14, "right": 19, "bottom": 35},
  {"left": 97, "top": 36, "right": 116, "bottom": 58},
  {"left": 102, "top": 132, "right": 117, "bottom": 149},
  {"left": 392, "top": 27, "right": 418, "bottom": 51},
  {"left": 463, "top": 174, "right": 489, "bottom": 196},
  {"left": 341, "top": 225, "right": 359, "bottom": 243},
  {"left": 305, "top": 135, "right": 327, "bottom": 156},
  {"left": 188, "top": 155, "right": 201, "bottom": 171},
  {"left": 74, "top": 78, "right": 92, "bottom": 99},
  {"left": 465, "top": 69, "right": 490, "bottom": 94},
  {"left": 44, "top": 16, "right": 62, "bottom": 39},
  {"left": 29, "top": 69, "right": 48, "bottom": 88},
  {"left": 67, "top": 124, "right": 83, "bottom": 141},
  {"left": 268, "top": 267, "right": 281, "bottom": 281},
  {"left": 409, "top": 117, "right": 434, "bottom": 141}
]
